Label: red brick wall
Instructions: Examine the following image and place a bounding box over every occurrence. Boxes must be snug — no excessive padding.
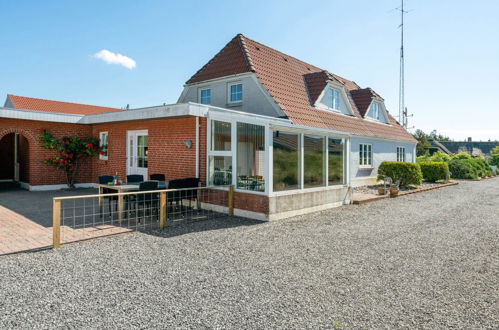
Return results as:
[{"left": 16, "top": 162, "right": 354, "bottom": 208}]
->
[
  {"left": 0, "top": 119, "right": 93, "bottom": 186},
  {"left": 234, "top": 192, "right": 269, "bottom": 214},
  {"left": 91, "top": 117, "right": 206, "bottom": 183}
]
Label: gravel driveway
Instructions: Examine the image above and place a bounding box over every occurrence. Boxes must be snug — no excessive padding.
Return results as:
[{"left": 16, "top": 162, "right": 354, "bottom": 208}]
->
[{"left": 1, "top": 178, "right": 498, "bottom": 329}]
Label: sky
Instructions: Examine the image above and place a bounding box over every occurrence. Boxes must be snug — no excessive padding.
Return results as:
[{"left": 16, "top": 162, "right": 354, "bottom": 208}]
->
[{"left": 1, "top": 0, "right": 498, "bottom": 141}]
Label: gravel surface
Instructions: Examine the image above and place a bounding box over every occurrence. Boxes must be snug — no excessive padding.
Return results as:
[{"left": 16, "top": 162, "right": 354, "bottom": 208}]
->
[{"left": 1, "top": 178, "right": 498, "bottom": 329}]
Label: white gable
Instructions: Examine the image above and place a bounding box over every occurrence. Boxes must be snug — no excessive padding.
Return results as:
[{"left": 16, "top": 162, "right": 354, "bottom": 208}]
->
[
  {"left": 365, "top": 101, "right": 388, "bottom": 124},
  {"left": 315, "top": 83, "right": 354, "bottom": 116}
]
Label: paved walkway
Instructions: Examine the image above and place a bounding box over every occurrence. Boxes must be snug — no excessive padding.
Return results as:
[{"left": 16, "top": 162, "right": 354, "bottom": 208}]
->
[{"left": 0, "top": 188, "right": 132, "bottom": 255}]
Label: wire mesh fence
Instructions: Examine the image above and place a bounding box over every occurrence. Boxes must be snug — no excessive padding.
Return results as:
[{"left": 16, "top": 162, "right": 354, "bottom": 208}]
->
[{"left": 52, "top": 185, "right": 234, "bottom": 248}]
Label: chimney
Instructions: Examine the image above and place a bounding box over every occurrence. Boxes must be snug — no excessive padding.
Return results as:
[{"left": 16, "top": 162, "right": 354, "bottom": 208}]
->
[{"left": 467, "top": 137, "right": 472, "bottom": 142}]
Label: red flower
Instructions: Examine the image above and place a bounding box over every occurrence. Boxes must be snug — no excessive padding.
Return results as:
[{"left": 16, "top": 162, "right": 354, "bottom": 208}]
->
[
  {"left": 68, "top": 153, "right": 74, "bottom": 158},
  {"left": 65, "top": 141, "right": 70, "bottom": 145},
  {"left": 39, "top": 128, "right": 45, "bottom": 132},
  {"left": 44, "top": 157, "right": 50, "bottom": 161},
  {"left": 99, "top": 151, "right": 105, "bottom": 155}
]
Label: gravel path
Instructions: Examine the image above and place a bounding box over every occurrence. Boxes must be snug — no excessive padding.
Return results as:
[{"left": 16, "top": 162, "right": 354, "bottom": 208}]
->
[{"left": 1, "top": 178, "right": 498, "bottom": 329}]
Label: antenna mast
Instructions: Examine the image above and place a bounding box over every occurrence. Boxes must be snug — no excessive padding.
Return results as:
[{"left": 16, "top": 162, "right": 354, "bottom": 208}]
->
[{"left": 398, "top": 0, "right": 409, "bottom": 128}]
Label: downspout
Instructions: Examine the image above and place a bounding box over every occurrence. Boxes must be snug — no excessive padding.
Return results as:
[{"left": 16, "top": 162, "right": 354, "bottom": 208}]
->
[{"left": 195, "top": 116, "right": 199, "bottom": 178}]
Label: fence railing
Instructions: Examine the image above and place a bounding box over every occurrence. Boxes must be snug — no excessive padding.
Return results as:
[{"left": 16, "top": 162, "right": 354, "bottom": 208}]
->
[{"left": 52, "top": 185, "right": 234, "bottom": 248}]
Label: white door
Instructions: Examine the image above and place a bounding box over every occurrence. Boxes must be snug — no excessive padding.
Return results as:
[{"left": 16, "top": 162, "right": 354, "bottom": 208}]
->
[{"left": 127, "top": 130, "right": 148, "bottom": 179}]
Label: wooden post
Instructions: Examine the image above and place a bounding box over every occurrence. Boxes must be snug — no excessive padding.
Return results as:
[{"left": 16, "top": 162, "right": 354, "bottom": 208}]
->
[
  {"left": 159, "top": 191, "right": 167, "bottom": 229},
  {"left": 53, "top": 199, "right": 61, "bottom": 248},
  {"left": 228, "top": 185, "right": 234, "bottom": 216}
]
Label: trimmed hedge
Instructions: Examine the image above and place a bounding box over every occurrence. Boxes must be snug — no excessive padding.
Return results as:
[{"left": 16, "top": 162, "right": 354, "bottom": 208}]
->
[
  {"left": 419, "top": 161, "right": 449, "bottom": 182},
  {"left": 448, "top": 159, "right": 478, "bottom": 179},
  {"left": 377, "top": 161, "right": 423, "bottom": 187}
]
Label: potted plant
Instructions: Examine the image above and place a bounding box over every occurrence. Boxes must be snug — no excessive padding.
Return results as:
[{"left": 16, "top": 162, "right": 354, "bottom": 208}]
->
[
  {"left": 378, "top": 187, "right": 387, "bottom": 195},
  {"left": 389, "top": 180, "right": 400, "bottom": 197}
]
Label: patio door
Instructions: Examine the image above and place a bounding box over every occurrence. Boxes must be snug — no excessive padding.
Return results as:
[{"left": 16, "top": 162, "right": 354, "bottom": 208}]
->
[{"left": 127, "top": 130, "right": 148, "bottom": 179}]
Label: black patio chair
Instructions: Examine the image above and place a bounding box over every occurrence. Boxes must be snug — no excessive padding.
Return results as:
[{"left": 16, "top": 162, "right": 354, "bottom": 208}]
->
[
  {"left": 150, "top": 173, "right": 166, "bottom": 181},
  {"left": 98, "top": 175, "right": 117, "bottom": 216},
  {"left": 132, "top": 181, "right": 159, "bottom": 221},
  {"left": 126, "top": 174, "right": 144, "bottom": 184},
  {"left": 167, "top": 177, "right": 200, "bottom": 209}
]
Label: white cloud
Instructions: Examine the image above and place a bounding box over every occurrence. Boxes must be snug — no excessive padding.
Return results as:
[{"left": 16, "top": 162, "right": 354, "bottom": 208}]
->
[{"left": 94, "top": 49, "right": 136, "bottom": 70}]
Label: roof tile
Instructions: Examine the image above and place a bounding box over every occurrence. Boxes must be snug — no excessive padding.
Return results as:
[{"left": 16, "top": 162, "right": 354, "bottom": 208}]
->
[{"left": 7, "top": 94, "right": 120, "bottom": 115}]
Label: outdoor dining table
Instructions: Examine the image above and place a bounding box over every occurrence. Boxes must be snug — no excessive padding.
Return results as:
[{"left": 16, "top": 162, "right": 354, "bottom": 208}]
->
[{"left": 98, "top": 181, "right": 168, "bottom": 221}]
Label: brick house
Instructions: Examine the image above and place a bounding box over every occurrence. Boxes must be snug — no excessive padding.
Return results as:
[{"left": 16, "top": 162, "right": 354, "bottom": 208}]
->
[{"left": 0, "top": 34, "right": 416, "bottom": 220}]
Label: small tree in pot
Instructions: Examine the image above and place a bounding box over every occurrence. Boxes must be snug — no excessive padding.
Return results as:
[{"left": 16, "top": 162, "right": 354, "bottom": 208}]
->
[{"left": 39, "top": 128, "right": 103, "bottom": 188}]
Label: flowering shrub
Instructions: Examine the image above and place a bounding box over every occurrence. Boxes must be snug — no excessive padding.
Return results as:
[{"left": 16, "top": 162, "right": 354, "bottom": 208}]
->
[{"left": 39, "top": 128, "right": 103, "bottom": 188}]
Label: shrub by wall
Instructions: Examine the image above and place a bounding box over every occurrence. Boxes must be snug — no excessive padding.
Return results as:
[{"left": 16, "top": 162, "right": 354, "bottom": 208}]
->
[
  {"left": 473, "top": 157, "right": 493, "bottom": 177},
  {"left": 377, "top": 161, "right": 423, "bottom": 187},
  {"left": 419, "top": 161, "right": 449, "bottom": 182},
  {"left": 448, "top": 159, "right": 478, "bottom": 179}
]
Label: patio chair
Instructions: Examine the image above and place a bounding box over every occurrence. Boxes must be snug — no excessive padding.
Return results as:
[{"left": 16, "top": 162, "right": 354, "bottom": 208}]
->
[
  {"left": 98, "top": 175, "right": 117, "bottom": 216},
  {"left": 150, "top": 173, "right": 166, "bottom": 181},
  {"left": 126, "top": 174, "right": 144, "bottom": 184},
  {"left": 131, "top": 181, "right": 159, "bottom": 222},
  {"left": 167, "top": 177, "right": 200, "bottom": 210}
]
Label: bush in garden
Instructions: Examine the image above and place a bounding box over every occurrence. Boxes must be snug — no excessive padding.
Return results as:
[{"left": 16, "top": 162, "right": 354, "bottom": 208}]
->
[
  {"left": 489, "top": 146, "right": 499, "bottom": 167},
  {"left": 416, "top": 154, "right": 431, "bottom": 163},
  {"left": 452, "top": 152, "right": 472, "bottom": 160},
  {"left": 473, "top": 157, "right": 493, "bottom": 177},
  {"left": 40, "top": 128, "right": 103, "bottom": 188},
  {"left": 419, "top": 161, "right": 449, "bottom": 182},
  {"left": 429, "top": 151, "right": 451, "bottom": 163},
  {"left": 448, "top": 159, "right": 478, "bottom": 179},
  {"left": 377, "top": 161, "right": 423, "bottom": 187}
]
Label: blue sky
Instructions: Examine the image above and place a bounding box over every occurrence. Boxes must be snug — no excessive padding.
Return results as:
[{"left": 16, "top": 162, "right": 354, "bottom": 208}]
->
[{"left": 1, "top": 0, "right": 498, "bottom": 140}]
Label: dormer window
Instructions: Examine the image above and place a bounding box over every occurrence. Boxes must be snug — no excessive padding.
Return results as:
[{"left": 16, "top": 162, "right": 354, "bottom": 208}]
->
[
  {"left": 366, "top": 101, "right": 387, "bottom": 123},
  {"left": 370, "top": 102, "right": 381, "bottom": 120},
  {"left": 322, "top": 87, "right": 341, "bottom": 110}
]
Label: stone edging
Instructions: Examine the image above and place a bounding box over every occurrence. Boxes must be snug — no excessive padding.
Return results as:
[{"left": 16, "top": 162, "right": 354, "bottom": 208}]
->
[{"left": 353, "top": 182, "right": 459, "bottom": 205}]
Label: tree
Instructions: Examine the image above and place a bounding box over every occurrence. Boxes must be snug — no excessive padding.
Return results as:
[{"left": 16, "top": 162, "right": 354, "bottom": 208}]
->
[
  {"left": 412, "top": 129, "right": 431, "bottom": 156},
  {"left": 39, "top": 128, "right": 103, "bottom": 188},
  {"left": 429, "top": 130, "right": 452, "bottom": 142}
]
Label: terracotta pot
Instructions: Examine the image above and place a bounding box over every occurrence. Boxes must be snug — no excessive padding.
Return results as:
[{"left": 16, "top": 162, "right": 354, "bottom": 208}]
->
[
  {"left": 390, "top": 187, "right": 399, "bottom": 196},
  {"left": 378, "top": 187, "right": 387, "bottom": 195}
]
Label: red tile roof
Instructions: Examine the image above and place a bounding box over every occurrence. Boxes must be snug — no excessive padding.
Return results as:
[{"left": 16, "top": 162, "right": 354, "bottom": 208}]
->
[
  {"left": 187, "top": 34, "right": 416, "bottom": 142},
  {"left": 6, "top": 94, "right": 121, "bottom": 115}
]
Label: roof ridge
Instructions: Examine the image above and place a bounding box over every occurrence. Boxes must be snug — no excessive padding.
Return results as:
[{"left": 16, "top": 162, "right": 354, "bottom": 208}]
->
[
  {"left": 241, "top": 34, "right": 322, "bottom": 72},
  {"left": 237, "top": 34, "right": 255, "bottom": 72}
]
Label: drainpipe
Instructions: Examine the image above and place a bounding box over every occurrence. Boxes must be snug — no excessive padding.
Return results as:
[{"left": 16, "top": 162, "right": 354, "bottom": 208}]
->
[{"left": 195, "top": 116, "right": 199, "bottom": 178}]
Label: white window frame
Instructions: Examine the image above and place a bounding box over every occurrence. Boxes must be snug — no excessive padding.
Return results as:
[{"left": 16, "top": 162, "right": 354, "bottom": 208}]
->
[
  {"left": 99, "top": 131, "right": 108, "bottom": 160},
  {"left": 228, "top": 83, "right": 243, "bottom": 104},
  {"left": 199, "top": 88, "right": 211, "bottom": 105},
  {"left": 359, "top": 143, "right": 373, "bottom": 168},
  {"left": 397, "top": 146, "right": 406, "bottom": 162}
]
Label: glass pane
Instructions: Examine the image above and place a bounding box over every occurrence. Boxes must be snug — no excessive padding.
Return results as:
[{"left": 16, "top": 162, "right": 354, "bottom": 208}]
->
[
  {"left": 273, "top": 131, "right": 299, "bottom": 191},
  {"left": 230, "top": 84, "right": 242, "bottom": 102},
  {"left": 237, "top": 122, "right": 265, "bottom": 192},
  {"left": 211, "top": 120, "right": 231, "bottom": 151},
  {"left": 304, "top": 134, "right": 325, "bottom": 188},
  {"left": 328, "top": 138, "right": 344, "bottom": 185},
  {"left": 209, "top": 156, "right": 232, "bottom": 186}
]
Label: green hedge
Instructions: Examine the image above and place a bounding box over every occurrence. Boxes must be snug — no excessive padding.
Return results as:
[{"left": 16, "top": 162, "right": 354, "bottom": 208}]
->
[
  {"left": 448, "top": 159, "right": 478, "bottom": 179},
  {"left": 473, "top": 157, "right": 493, "bottom": 177},
  {"left": 419, "top": 161, "right": 449, "bottom": 182},
  {"left": 377, "top": 161, "right": 423, "bottom": 187}
]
